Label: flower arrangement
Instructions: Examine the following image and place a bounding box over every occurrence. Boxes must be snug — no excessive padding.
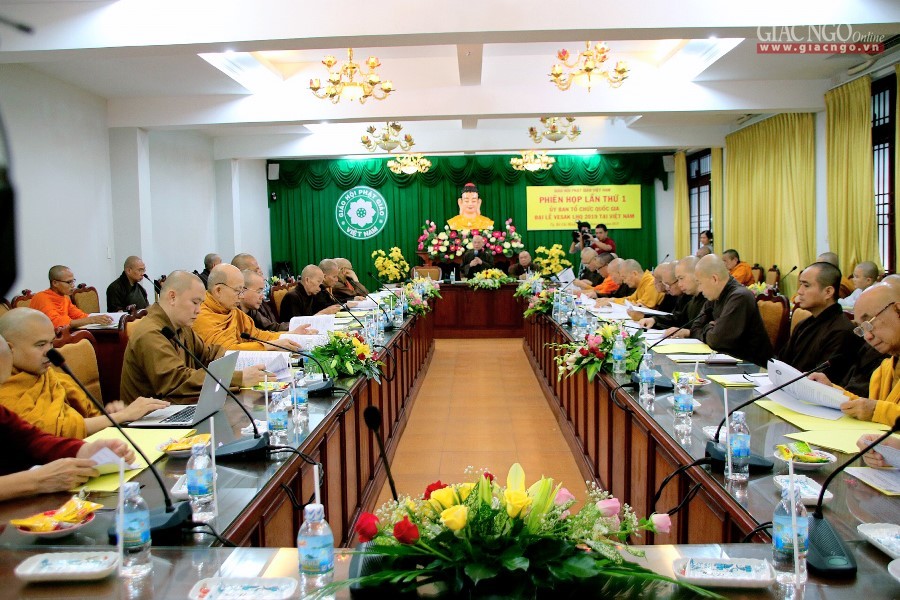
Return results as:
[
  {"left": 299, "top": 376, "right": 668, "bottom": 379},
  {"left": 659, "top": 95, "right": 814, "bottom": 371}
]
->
[
  {"left": 532, "top": 244, "right": 573, "bottom": 276},
  {"left": 307, "top": 331, "right": 384, "bottom": 381},
  {"left": 746, "top": 281, "right": 775, "bottom": 297},
  {"left": 514, "top": 273, "right": 545, "bottom": 298},
  {"left": 468, "top": 268, "right": 514, "bottom": 290},
  {"left": 269, "top": 275, "right": 288, "bottom": 286},
  {"left": 410, "top": 276, "right": 442, "bottom": 300},
  {"left": 402, "top": 285, "right": 431, "bottom": 317},
  {"left": 417, "top": 219, "right": 525, "bottom": 260},
  {"left": 372, "top": 247, "right": 410, "bottom": 284},
  {"left": 334, "top": 464, "right": 719, "bottom": 599},
  {"left": 548, "top": 321, "right": 645, "bottom": 380},
  {"left": 523, "top": 288, "right": 554, "bottom": 319}
]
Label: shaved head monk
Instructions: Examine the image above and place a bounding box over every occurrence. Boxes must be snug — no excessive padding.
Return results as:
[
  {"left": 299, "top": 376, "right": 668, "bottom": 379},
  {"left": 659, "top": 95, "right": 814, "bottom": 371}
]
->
[
  {"left": 233, "top": 253, "right": 288, "bottom": 332},
  {"left": 279, "top": 265, "right": 341, "bottom": 320},
  {"left": 689, "top": 254, "right": 773, "bottom": 366},
  {"left": 192, "top": 264, "right": 307, "bottom": 351},
  {"left": 595, "top": 259, "right": 664, "bottom": 309},
  {"left": 0, "top": 308, "right": 167, "bottom": 437},
  {"left": 120, "top": 270, "right": 268, "bottom": 403},
  {"left": 30, "top": 265, "right": 113, "bottom": 329}
]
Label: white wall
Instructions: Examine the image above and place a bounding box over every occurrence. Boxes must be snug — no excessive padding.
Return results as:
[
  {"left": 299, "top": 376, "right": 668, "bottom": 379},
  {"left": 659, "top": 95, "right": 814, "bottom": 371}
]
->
[
  {"left": 0, "top": 64, "right": 114, "bottom": 298},
  {"left": 237, "top": 159, "right": 272, "bottom": 275},
  {"left": 148, "top": 130, "right": 218, "bottom": 278},
  {"left": 654, "top": 173, "right": 675, "bottom": 263}
]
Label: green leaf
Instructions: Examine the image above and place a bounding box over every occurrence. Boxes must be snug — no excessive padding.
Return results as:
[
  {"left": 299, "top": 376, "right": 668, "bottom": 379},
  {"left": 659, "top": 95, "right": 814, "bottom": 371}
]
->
[
  {"left": 501, "top": 555, "right": 530, "bottom": 571},
  {"left": 586, "top": 361, "right": 600, "bottom": 381},
  {"left": 464, "top": 562, "right": 499, "bottom": 584},
  {"left": 562, "top": 554, "right": 600, "bottom": 578}
]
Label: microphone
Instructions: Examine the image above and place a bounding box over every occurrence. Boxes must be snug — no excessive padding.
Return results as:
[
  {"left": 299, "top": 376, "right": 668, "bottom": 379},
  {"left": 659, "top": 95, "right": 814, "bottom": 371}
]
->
[
  {"left": 777, "top": 265, "right": 797, "bottom": 293},
  {"left": 46, "top": 349, "right": 192, "bottom": 543},
  {"left": 647, "top": 310, "right": 707, "bottom": 350},
  {"left": 656, "top": 254, "right": 670, "bottom": 269},
  {"left": 363, "top": 406, "right": 397, "bottom": 502},
  {"left": 238, "top": 332, "right": 334, "bottom": 397},
  {"left": 705, "top": 360, "right": 832, "bottom": 473},
  {"left": 160, "top": 326, "right": 269, "bottom": 459},
  {"left": 806, "top": 417, "right": 900, "bottom": 577},
  {"left": 143, "top": 273, "right": 161, "bottom": 294},
  {"left": 322, "top": 285, "right": 366, "bottom": 330}
]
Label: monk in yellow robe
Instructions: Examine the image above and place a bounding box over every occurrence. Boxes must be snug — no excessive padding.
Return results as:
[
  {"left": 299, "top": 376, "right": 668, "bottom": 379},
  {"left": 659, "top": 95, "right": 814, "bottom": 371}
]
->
[
  {"left": 0, "top": 308, "right": 168, "bottom": 438},
  {"left": 192, "top": 264, "right": 312, "bottom": 351},
  {"left": 447, "top": 183, "right": 494, "bottom": 231},
  {"left": 596, "top": 260, "right": 665, "bottom": 309}
]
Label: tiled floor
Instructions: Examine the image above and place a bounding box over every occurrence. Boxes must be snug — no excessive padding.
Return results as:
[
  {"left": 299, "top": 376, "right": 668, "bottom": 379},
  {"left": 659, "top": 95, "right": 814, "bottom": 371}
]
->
[{"left": 374, "top": 338, "right": 588, "bottom": 510}]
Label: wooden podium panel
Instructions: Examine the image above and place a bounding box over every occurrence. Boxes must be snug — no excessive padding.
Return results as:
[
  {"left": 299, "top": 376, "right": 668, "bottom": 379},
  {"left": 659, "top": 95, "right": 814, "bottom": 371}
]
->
[{"left": 432, "top": 283, "right": 524, "bottom": 338}]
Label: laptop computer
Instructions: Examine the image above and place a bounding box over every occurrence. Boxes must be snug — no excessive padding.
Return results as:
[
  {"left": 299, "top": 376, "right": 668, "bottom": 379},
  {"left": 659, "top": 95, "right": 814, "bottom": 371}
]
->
[{"left": 127, "top": 352, "right": 239, "bottom": 427}]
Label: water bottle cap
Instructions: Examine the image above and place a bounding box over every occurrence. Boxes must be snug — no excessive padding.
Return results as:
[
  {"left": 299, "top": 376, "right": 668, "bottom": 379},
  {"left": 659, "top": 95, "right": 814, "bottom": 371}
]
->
[
  {"left": 732, "top": 410, "right": 746, "bottom": 421},
  {"left": 191, "top": 442, "right": 208, "bottom": 454},
  {"left": 304, "top": 503, "right": 325, "bottom": 521},
  {"left": 123, "top": 481, "right": 141, "bottom": 497}
]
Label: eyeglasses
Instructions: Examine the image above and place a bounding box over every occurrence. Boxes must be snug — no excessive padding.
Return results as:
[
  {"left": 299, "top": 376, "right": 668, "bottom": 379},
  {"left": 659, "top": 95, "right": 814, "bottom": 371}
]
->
[
  {"left": 53, "top": 279, "right": 76, "bottom": 286},
  {"left": 853, "top": 301, "right": 897, "bottom": 337},
  {"left": 218, "top": 283, "right": 247, "bottom": 296}
]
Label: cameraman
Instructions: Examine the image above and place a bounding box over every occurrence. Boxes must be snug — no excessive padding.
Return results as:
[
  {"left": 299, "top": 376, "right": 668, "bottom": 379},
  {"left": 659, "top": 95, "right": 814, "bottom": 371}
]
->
[{"left": 568, "top": 221, "right": 594, "bottom": 255}]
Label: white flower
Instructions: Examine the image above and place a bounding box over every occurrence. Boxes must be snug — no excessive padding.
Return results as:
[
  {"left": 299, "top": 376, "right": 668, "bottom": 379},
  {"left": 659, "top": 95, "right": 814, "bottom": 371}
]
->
[
  {"left": 456, "top": 249, "right": 464, "bottom": 256},
  {"left": 466, "top": 243, "right": 473, "bottom": 250},
  {"left": 438, "top": 232, "right": 448, "bottom": 240},
  {"left": 503, "top": 242, "right": 510, "bottom": 248},
  {"left": 440, "top": 245, "right": 447, "bottom": 252}
]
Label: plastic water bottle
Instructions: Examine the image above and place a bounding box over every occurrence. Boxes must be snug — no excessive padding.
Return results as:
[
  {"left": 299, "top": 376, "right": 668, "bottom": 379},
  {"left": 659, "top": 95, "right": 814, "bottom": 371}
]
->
[
  {"left": 186, "top": 443, "right": 216, "bottom": 522},
  {"left": 772, "top": 487, "right": 809, "bottom": 584},
  {"left": 392, "top": 300, "right": 404, "bottom": 327},
  {"left": 673, "top": 373, "right": 694, "bottom": 437},
  {"left": 638, "top": 352, "right": 656, "bottom": 406},
  {"left": 292, "top": 381, "right": 309, "bottom": 421},
  {"left": 268, "top": 391, "right": 289, "bottom": 444},
  {"left": 612, "top": 331, "right": 627, "bottom": 374},
  {"left": 298, "top": 503, "right": 335, "bottom": 597},
  {"left": 727, "top": 411, "right": 751, "bottom": 482},
  {"left": 401, "top": 292, "right": 409, "bottom": 315},
  {"left": 120, "top": 481, "right": 152, "bottom": 576},
  {"left": 450, "top": 269, "right": 456, "bottom": 284}
]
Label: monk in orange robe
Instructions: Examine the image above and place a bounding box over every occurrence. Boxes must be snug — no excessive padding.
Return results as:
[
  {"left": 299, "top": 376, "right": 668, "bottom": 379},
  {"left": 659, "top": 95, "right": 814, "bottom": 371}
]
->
[
  {"left": 192, "top": 264, "right": 313, "bottom": 351},
  {"left": 0, "top": 308, "right": 167, "bottom": 438},
  {"left": 29, "top": 265, "right": 113, "bottom": 329},
  {"left": 723, "top": 250, "right": 755, "bottom": 286},
  {"left": 596, "top": 260, "right": 665, "bottom": 309}
]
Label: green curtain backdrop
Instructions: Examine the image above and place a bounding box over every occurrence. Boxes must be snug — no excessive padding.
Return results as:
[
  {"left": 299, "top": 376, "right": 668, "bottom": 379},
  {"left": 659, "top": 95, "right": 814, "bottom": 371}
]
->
[{"left": 268, "top": 154, "right": 666, "bottom": 290}]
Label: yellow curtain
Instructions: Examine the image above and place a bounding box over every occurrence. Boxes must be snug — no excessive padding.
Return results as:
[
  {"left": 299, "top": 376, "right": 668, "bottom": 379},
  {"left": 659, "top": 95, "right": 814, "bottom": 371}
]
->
[
  {"left": 673, "top": 151, "right": 690, "bottom": 258},
  {"left": 711, "top": 148, "right": 724, "bottom": 251},
  {"left": 896, "top": 65, "right": 899, "bottom": 271},
  {"left": 724, "top": 114, "right": 816, "bottom": 297},
  {"left": 825, "top": 76, "right": 875, "bottom": 276}
]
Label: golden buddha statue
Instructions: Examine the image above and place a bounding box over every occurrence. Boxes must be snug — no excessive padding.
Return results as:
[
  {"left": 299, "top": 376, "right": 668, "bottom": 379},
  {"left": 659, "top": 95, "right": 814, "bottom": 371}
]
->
[{"left": 447, "top": 183, "right": 494, "bottom": 231}]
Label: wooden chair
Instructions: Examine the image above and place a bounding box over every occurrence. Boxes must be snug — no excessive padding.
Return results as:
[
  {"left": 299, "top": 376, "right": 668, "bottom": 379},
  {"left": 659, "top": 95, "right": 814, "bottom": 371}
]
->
[
  {"left": 119, "top": 309, "right": 148, "bottom": 343},
  {"left": 790, "top": 307, "right": 812, "bottom": 335},
  {"left": 11, "top": 289, "right": 33, "bottom": 309},
  {"left": 756, "top": 290, "right": 790, "bottom": 353},
  {"left": 751, "top": 264, "right": 764, "bottom": 284},
  {"left": 153, "top": 275, "right": 167, "bottom": 301},
  {"left": 272, "top": 284, "right": 292, "bottom": 317},
  {"left": 765, "top": 265, "right": 781, "bottom": 288},
  {"left": 0, "top": 299, "right": 10, "bottom": 317},
  {"left": 72, "top": 284, "right": 100, "bottom": 314},
  {"left": 413, "top": 266, "right": 442, "bottom": 280},
  {"left": 53, "top": 327, "right": 103, "bottom": 403}
]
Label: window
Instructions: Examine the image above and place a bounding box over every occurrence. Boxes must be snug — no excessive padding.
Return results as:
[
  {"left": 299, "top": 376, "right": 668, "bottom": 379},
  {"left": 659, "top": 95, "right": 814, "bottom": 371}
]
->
[
  {"left": 687, "top": 150, "right": 712, "bottom": 251},
  {"left": 872, "top": 74, "right": 896, "bottom": 273}
]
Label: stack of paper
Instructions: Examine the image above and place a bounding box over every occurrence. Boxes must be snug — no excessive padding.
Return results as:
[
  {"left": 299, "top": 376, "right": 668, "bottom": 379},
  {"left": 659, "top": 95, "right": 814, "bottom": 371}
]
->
[
  {"left": 79, "top": 311, "right": 129, "bottom": 329},
  {"left": 624, "top": 300, "right": 671, "bottom": 317},
  {"left": 279, "top": 333, "right": 328, "bottom": 351},
  {"left": 756, "top": 400, "right": 890, "bottom": 431},
  {"left": 652, "top": 339, "right": 713, "bottom": 354},
  {"left": 709, "top": 374, "right": 763, "bottom": 388},
  {"left": 80, "top": 428, "right": 195, "bottom": 492},
  {"left": 289, "top": 315, "right": 338, "bottom": 333},
  {"left": 845, "top": 467, "right": 900, "bottom": 495},
  {"left": 352, "top": 298, "right": 378, "bottom": 311},
  {"left": 226, "top": 350, "right": 291, "bottom": 375},
  {"left": 764, "top": 359, "right": 848, "bottom": 410}
]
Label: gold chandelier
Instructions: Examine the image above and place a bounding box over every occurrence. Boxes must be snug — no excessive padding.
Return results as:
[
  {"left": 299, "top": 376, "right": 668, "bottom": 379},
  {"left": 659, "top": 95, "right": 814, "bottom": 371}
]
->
[
  {"left": 309, "top": 48, "right": 395, "bottom": 104},
  {"left": 549, "top": 41, "right": 628, "bottom": 91},
  {"left": 529, "top": 117, "right": 581, "bottom": 144},
  {"left": 510, "top": 151, "right": 555, "bottom": 172},
  {"left": 361, "top": 122, "right": 414, "bottom": 152},
  {"left": 387, "top": 154, "right": 432, "bottom": 175}
]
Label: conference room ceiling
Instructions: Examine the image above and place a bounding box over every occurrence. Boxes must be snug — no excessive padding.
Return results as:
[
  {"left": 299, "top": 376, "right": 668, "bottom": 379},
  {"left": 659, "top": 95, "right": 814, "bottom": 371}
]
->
[{"left": 1, "top": 0, "right": 897, "bottom": 159}]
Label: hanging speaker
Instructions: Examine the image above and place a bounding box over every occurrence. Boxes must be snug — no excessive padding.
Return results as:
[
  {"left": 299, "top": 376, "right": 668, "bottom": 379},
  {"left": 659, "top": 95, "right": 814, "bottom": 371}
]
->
[
  {"left": 267, "top": 163, "right": 280, "bottom": 180},
  {"left": 662, "top": 155, "right": 676, "bottom": 173}
]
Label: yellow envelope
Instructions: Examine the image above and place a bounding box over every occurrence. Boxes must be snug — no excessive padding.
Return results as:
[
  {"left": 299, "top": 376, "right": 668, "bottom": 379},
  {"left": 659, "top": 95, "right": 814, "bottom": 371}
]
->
[
  {"left": 652, "top": 343, "right": 713, "bottom": 354},
  {"left": 756, "top": 400, "right": 890, "bottom": 433}
]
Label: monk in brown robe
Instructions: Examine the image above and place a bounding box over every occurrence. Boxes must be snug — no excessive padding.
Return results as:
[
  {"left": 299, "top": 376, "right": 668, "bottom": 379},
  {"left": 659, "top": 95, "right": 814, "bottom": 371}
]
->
[
  {"left": 120, "top": 271, "right": 268, "bottom": 403},
  {"left": 0, "top": 308, "right": 167, "bottom": 437}
]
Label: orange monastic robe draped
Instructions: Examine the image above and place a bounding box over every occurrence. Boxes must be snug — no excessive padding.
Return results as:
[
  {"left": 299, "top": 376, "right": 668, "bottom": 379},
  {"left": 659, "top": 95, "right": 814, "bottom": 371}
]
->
[
  {"left": 192, "top": 292, "right": 282, "bottom": 351},
  {"left": 611, "top": 271, "right": 665, "bottom": 309},
  {"left": 842, "top": 356, "right": 900, "bottom": 427},
  {"left": 29, "top": 289, "right": 88, "bottom": 328},
  {"left": 0, "top": 368, "right": 100, "bottom": 438},
  {"left": 730, "top": 262, "right": 755, "bottom": 286}
]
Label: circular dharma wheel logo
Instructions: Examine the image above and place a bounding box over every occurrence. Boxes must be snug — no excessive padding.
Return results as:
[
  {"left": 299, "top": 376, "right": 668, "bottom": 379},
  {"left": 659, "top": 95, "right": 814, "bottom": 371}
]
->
[{"left": 335, "top": 186, "right": 389, "bottom": 240}]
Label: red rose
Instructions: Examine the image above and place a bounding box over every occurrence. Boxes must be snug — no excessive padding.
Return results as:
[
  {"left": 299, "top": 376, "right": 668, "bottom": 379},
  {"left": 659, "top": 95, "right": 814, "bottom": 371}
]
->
[
  {"left": 355, "top": 512, "right": 379, "bottom": 543},
  {"left": 483, "top": 472, "right": 494, "bottom": 483},
  {"left": 393, "top": 516, "right": 420, "bottom": 544},
  {"left": 579, "top": 347, "right": 589, "bottom": 357},
  {"left": 357, "top": 353, "right": 366, "bottom": 360},
  {"left": 424, "top": 480, "right": 445, "bottom": 500}
]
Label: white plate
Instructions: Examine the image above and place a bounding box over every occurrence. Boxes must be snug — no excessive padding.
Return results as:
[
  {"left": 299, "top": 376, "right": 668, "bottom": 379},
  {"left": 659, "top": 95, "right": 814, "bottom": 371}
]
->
[
  {"left": 15, "top": 551, "right": 119, "bottom": 582},
  {"left": 889, "top": 558, "right": 900, "bottom": 584},
  {"left": 773, "top": 448, "right": 837, "bottom": 471},
  {"left": 857, "top": 523, "right": 900, "bottom": 559},
  {"left": 773, "top": 475, "right": 833, "bottom": 506},
  {"left": 188, "top": 577, "right": 298, "bottom": 600},
  {"left": 15, "top": 511, "right": 95, "bottom": 539},
  {"left": 672, "top": 557, "right": 775, "bottom": 588}
]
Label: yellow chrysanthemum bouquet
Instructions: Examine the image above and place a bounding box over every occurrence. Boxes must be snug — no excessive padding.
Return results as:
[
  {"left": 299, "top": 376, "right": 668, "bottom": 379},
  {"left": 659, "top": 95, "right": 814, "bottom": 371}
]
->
[
  {"left": 372, "top": 247, "right": 411, "bottom": 283},
  {"left": 468, "top": 268, "right": 514, "bottom": 290},
  {"left": 532, "top": 244, "right": 573, "bottom": 276}
]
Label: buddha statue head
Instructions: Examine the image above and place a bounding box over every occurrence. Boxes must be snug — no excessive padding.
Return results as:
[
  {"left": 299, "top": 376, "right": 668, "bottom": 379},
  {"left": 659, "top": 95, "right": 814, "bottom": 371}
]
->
[{"left": 457, "top": 183, "right": 482, "bottom": 218}]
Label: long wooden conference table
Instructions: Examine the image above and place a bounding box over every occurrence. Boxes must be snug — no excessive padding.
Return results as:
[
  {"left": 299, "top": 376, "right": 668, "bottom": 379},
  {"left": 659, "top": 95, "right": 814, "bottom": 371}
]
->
[{"left": 0, "top": 296, "right": 897, "bottom": 597}]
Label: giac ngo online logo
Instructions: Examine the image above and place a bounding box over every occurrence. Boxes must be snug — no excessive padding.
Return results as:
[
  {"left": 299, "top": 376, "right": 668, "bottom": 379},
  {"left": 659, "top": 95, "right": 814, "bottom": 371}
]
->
[{"left": 757, "top": 25, "right": 886, "bottom": 54}]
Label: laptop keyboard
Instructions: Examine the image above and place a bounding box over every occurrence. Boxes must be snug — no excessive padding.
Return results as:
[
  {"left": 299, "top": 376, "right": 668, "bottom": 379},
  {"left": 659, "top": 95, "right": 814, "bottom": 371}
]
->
[{"left": 159, "top": 405, "right": 196, "bottom": 424}]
